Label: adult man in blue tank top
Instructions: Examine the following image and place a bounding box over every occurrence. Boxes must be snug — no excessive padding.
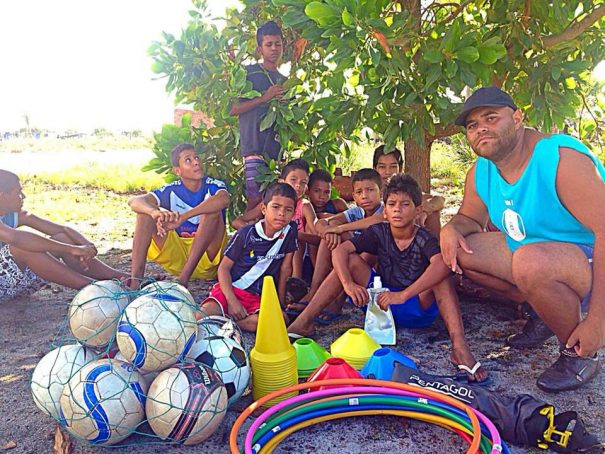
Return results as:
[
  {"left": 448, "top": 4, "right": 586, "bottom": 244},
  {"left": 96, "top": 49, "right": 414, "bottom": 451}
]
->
[{"left": 441, "top": 86, "right": 605, "bottom": 392}]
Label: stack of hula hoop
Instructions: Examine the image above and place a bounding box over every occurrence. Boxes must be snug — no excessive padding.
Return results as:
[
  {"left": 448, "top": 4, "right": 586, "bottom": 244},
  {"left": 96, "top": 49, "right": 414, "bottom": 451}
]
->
[{"left": 229, "top": 378, "right": 508, "bottom": 454}]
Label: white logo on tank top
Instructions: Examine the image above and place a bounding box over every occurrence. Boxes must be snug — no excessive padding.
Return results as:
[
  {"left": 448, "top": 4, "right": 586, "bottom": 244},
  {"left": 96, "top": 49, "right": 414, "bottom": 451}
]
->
[{"left": 502, "top": 208, "right": 526, "bottom": 242}]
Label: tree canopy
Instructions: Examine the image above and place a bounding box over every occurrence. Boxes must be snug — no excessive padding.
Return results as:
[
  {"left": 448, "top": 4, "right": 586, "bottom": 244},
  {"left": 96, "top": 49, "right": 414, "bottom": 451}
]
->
[{"left": 147, "top": 0, "right": 605, "bottom": 204}]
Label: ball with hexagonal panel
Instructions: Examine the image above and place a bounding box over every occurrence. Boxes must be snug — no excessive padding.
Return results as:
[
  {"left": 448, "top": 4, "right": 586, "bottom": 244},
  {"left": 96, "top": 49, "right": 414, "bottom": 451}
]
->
[
  {"left": 31, "top": 343, "right": 98, "bottom": 421},
  {"left": 68, "top": 280, "right": 129, "bottom": 350},
  {"left": 139, "top": 280, "right": 197, "bottom": 307},
  {"left": 186, "top": 334, "right": 250, "bottom": 406},
  {"left": 146, "top": 362, "right": 227, "bottom": 445},
  {"left": 60, "top": 358, "right": 148, "bottom": 446},
  {"left": 116, "top": 292, "right": 197, "bottom": 372}
]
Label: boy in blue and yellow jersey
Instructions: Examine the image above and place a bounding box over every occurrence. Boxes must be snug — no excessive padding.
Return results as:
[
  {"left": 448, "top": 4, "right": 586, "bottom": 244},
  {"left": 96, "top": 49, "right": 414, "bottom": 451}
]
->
[{"left": 128, "top": 143, "right": 230, "bottom": 288}]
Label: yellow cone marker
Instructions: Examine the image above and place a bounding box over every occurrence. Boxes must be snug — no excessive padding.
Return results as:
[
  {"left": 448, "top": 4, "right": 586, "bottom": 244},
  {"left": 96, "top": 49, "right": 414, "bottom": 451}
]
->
[{"left": 251, "top": 276, "right": 298, "bottom": 405}]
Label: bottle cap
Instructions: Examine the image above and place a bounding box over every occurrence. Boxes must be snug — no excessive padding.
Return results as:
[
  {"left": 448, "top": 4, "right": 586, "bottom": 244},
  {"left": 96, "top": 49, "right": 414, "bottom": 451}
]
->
[{"left": 373, "top": 276, "right": 382, "bottom": 289}]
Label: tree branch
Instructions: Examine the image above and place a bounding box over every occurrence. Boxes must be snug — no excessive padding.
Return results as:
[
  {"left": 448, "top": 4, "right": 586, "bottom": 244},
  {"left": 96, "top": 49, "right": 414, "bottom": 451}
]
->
[
  {"left": 432, "top": 123, "right": 460, "bottom": 140},
  {"left": 542, "top": 4, "right": 605, "bottom": 48}
]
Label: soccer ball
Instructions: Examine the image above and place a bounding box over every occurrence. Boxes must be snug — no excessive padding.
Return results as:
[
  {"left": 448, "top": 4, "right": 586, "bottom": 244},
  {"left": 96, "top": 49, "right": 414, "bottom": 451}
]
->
[
  {"left": 187, "top": 335, "right": 250, "bottom": 406},
  {"left": 140, "top": 281, "right": 196, "bottom": 307},
  {"left": 69, "top": 280, "right": 129, "bottom": 349},
  {"left": 116, "top": 293, "right": 197, "bottom": 372},
  {"left": 113, "top": 351, "right": 159, "bottom": 387},
  {"left": 60, "top": 358, "right": 148, "bottom": 446},
  {"left": 197, "top": 315, "right": 245, "bottom": 349},
  {"left": 146, "top": 363, "right": 227, "bottom": 445},
  {"left": 31, "top": 344, "right": 97, "bottom": 421}
]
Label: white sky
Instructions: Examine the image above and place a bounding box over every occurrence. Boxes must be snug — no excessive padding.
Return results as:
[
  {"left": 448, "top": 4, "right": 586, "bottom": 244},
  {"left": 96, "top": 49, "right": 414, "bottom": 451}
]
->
[
  {"left": 0, "top": 0, "right": 237, "bottom": 133},
  {"left": 1, "top": 1, "right": 604, "bottom": 134}
]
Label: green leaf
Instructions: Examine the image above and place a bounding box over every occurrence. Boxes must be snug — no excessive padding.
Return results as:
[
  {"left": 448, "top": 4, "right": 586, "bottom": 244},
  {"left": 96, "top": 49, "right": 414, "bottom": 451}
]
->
[
  {"left": 551, "top": 66, "right": 562, "bottom": 81},
  {"left": 454, "top": 47, "right": 480, "bottom": 63},
  {"left": 424, "top": 50, "right": 443, "bottom": 63},
  {"left": 478, "top": 47, "right": 498, "bottom": 65},
  {"left": 260, "top": 108, "right": 277, "bottom": 131},
  {"left": 423, "top": 65, "right": 442, "bottom": 90},
  {"left": 342, "top": 8, "right": 353, "bottom": 26},
  {"left": 305, "top": 2, "right": 339, "bottom": 27},
  {"left": 282, "top": 9, "right": 310, "bottom": 28}
]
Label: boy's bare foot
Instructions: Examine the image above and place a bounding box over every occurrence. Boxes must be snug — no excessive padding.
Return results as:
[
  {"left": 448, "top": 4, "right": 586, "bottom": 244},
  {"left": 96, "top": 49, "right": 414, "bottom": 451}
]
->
[{"left": 286, "top": 317, "right": 315, "bottom": 338}]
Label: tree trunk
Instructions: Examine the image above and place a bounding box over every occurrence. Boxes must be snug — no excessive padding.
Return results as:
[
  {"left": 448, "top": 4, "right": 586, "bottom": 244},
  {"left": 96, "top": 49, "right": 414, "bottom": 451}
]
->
[{"left": 404, "top": 136, "right": 432, "bottom": 192}]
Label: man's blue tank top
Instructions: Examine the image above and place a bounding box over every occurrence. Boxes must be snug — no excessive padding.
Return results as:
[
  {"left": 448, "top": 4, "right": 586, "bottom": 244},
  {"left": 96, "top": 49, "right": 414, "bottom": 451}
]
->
[
  {"left": 0, "top": 212, "right": 18, "bottom": 247},
  {"left": 475, "top": 134, "right": 605, "bottom": 252}
]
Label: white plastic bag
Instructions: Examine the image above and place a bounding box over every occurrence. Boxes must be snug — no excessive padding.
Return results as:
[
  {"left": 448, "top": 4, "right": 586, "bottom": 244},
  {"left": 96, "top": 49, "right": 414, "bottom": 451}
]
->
[{"left": 364, "top": 276, "right": 396, "bottom": 345}]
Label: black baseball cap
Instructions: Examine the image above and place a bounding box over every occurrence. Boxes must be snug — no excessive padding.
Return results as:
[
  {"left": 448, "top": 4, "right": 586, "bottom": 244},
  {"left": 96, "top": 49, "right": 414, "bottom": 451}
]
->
[{"left": 455, "top": 86, "right": 517, "bottom": 127}]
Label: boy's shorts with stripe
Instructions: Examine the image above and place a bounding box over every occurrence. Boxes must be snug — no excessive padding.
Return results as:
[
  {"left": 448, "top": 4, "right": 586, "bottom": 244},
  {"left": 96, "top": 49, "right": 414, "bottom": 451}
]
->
[
  {"left": 147, "top": 230, "right": 228, "bottom": 280},
  {"left": 0, "top": 244, "right": 45, "bottom": 301}
]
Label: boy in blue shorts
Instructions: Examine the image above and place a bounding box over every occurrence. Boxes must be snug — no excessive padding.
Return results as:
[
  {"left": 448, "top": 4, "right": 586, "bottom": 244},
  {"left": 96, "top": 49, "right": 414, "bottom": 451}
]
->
[
  {"left": 288, "top": 174, "right": 488, "bottom": 383},
  {"left": 128, "top": 143, "right": 230, "bottom": 288},
  {"left": 0, "top": 170, "right": 127, "bottom": 301},
  {"left": 200, "top": 183, "right": 298, "bottom": 332}
]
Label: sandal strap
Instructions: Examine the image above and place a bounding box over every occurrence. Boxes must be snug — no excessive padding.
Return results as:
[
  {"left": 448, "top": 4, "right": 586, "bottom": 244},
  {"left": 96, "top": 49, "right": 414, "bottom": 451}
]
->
[{"left": 457, "top": 361, "right": 482, "bottom": 375}]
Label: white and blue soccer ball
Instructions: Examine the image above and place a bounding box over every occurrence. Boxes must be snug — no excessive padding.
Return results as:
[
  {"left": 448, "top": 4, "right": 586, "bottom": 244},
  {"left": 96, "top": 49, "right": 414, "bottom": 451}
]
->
[
  {"left": 116, "top": 293, "right": 197, "bottom": 372},
  {"left": 69, "top": 280, "right": 129, "bottom": 349},
  {"left": 186, "top": 334, "right": 250, "bottom": 406},
  {"left": 140, "top": 281, "right": 196, "bottom": 307},
  {"left": 146, "top": 363, "right": 227, "bottom": 445},
  {"left": 113, "top": 351, "right": 159, "bottom": 388},
  {"left": 31, "top": 344, "right": 97, "bottom": 421},
  {"left": 59, "top": 358, "right": 148, "bottom": 446}
]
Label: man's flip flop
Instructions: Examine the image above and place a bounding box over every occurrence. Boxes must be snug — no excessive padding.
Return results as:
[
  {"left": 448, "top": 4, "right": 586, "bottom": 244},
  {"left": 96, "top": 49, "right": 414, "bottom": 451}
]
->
[
  {"left": 315, "top": 310, "right": 344, "bottom": 326},
  {"left": 285, "top": 301, "right": 309, "bottom": 318},
  {"left": 454, "top": 361, "right": 493, "bottom": 386}
]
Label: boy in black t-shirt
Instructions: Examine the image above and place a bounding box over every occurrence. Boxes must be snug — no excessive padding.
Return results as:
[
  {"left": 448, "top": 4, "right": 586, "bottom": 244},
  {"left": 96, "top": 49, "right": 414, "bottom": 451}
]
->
[
  {"left": 288, "top": 174, "right": 489, "bottom": 383},
  {"left": 200, "top": 183, "right": 298, "bottom": 332},
  {"left": 229, "top": 21, "right": 287, "bottom": 212}
]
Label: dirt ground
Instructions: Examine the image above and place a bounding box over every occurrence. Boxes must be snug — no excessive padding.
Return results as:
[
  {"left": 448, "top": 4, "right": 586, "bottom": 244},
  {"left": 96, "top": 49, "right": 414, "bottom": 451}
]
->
[{"left": 1, "top": 249, "right": 604, "bottom": 454}]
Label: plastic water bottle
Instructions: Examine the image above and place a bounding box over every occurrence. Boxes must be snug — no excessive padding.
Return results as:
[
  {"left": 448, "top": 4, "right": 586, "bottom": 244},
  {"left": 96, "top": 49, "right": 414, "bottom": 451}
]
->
[{"left": 365, "top": 276, "right": 396, "bottom": 345}]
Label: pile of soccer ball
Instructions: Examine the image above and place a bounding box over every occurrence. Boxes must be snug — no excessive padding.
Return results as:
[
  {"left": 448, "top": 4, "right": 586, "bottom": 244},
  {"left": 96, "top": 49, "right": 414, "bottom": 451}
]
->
[{"left": 30, "top": 280, "right": 251, "bottom": 446}]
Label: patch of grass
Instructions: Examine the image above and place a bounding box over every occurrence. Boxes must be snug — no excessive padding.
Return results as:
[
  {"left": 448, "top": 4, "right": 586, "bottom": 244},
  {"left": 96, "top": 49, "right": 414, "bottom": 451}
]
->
[
  {"left": 30, "top": 163, "right": 166, "bottom": 193},
  {"left": 0, "top": 135, "right": 153, "bottom": 153},
  {"left": 21, "top": 180, "right": 134, "bottom": 252},
  {"left": 431, "top": 138, "right": 472, "bottom": 189}
]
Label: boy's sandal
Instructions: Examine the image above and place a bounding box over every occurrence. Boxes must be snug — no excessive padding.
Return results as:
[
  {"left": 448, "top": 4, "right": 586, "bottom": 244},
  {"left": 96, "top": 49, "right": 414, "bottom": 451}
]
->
[
  {"left": 285, "top": 300, "right": 309, "bottom": 317},
  {"left": 314, "top": 310, "right": 344, "bottom": 326},
  {"left": 287, "top": 332, "right": 306, "bottom": 342}
]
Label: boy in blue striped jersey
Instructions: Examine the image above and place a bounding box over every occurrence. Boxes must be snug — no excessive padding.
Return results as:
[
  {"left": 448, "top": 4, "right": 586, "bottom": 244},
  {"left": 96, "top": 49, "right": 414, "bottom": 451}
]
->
[{"left": 200, "top": 183, "right": 298, "bottom": 332}]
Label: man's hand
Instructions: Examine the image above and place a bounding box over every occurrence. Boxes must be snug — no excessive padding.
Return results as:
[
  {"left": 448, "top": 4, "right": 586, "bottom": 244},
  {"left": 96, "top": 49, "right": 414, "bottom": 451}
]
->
[
  {"left": 324, "top": 233, "right": 342, "bottom": 250},
  {"left": 377, "top": 290, "right": 405, "bottom": 310},
  {"left": 343, "top": 282, "right": 369, "bottom": 307},
  {"left": 440, "top": 224, "right": 473, "bottom": 274},
  {"left": 262, "top": 84, "right": 284, "bottom": 101},
  {"left": 227, "top": 297, "right": 249, "bottom": 321},
  {"left": 566, "top": 315, "right": 605, "bottom": 357}
]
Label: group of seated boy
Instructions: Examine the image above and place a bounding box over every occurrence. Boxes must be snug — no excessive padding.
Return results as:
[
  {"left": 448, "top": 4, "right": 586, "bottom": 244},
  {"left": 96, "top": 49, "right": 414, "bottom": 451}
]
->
[{"left": 0, "top": 141, "right": 488, "bottom": 383}]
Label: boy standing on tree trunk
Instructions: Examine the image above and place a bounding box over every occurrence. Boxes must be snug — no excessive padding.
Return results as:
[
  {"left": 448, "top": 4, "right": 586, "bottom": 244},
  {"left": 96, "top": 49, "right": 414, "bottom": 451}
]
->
[{"left": 230, "top": 20, "right": 287, "bottom": 213}]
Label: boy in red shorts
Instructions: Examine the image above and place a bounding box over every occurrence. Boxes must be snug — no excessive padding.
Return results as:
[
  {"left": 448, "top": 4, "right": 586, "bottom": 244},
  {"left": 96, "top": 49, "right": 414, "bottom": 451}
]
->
[{"left": 200, "top": 182, "right": 298, "bottom": 332}]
